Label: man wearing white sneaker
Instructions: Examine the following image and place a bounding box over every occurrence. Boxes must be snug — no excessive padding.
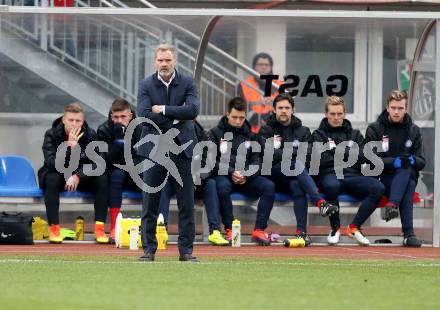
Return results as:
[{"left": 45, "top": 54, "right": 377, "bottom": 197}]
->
[{"left": 311, "top": 96, "right": 385, "bottom": 246}]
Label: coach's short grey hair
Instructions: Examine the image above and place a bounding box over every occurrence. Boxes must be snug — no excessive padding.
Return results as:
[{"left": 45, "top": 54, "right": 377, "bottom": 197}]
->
[{"left": 155, "top": 43, "right": 176, "bottom": 58}]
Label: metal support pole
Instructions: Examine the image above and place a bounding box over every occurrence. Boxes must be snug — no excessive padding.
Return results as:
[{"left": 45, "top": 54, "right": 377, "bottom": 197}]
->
[
  {"left": 194, "top": 15, "right": 222, "bottom": 91},
  {"left": 433, "top": 20, "right": 440, "bottom": 247}
]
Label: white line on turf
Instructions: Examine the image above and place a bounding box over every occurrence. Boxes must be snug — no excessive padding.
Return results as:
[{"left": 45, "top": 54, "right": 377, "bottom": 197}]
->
[
  {"left": 0, "top": 259, "right": 439, "bottom": 268},
  {"left": 340, "top": 246, "right": 419, "bottom": 259}
]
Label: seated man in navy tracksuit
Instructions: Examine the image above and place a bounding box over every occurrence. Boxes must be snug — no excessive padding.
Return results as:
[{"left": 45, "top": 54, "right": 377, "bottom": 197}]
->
[
  {"left": 159, "top": 120, "right": 229, "bottom": 246},
  {"left": 311, "top": 96, "right": 385, "bottom": 246},
  {"left": 259, "top": 93, "right": 338, "bottom": 246},
  {"left": 210, "top": 97, "right": 276, "bottom": 246},
  {"left": 97, "top": 98, "right": 143, "bottom": 243},
  {"left": 365, "top": 90, "right": 425, "bottom": 247}
]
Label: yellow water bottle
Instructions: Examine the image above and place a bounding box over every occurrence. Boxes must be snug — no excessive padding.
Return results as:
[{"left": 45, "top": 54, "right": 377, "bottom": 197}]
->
[
  {"left": 156, "top": 213, "right": 167, "bottom": 250},
  {"left": 75, "top": 216, "right": 84, "bottom": 241},
  {"left": 283, "top": 237, "right": 306, "bottom": 248}
]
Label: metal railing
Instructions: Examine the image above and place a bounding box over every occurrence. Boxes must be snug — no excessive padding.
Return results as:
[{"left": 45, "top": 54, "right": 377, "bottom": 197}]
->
[
  {"left": 1, "top": 0, "right": 264, "bottom": 118},
  {"left": 1, "top": 0, "right": 162, "bottom": 104}
]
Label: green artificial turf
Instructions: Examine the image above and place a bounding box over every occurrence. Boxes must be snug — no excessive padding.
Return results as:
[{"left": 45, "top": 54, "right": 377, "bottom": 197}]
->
[{"left": 0, "top": 255, "right": 439, "bottom": 310}]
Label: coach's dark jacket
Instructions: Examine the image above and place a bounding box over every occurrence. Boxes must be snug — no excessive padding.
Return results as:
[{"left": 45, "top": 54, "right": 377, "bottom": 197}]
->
[
  {"left": 310, "top": 118, "right": 364, "bottom": 177},
  {"left": 209, "top": 116, "right": 261, "bottom": 182},
  {"left": 192, "top": 120, "right": 212, "bottom": 182},
  {"left": 38, "top": 117, "right": 100, "bottom": 189},
  {"left": 365, "top": 109, "right": 425, "bottom": 173},
  {"left": 97, "top": 110, "right": 142, "bottom": 169},
  {"left": 136, "top": 71, "right": 199, "bottom": 159},
  {"left": 259, "top": 113, "right": 311, "bottom": 166}
]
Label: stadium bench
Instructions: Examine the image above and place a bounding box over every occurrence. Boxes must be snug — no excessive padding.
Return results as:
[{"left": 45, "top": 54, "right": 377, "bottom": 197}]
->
[
  {"left": 0, "top": 155, "right": 422, "bottom": 241},
  {"left": 0, "top": 155, "right": 144, "bottom": 205}
]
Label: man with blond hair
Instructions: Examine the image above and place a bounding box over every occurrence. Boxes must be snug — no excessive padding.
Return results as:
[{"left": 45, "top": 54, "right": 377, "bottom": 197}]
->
[
  {"left": 364, "top": 90, "right": 425, "bottom": 247},
  {"left": 137, "top": 44, "right": 199, "bottom": 262},
  {"left": 311, "top": 96, "right": 385, "bottom": 246},
  {"left": 38, "top": 102, "right": 109, "bottom": 244}
]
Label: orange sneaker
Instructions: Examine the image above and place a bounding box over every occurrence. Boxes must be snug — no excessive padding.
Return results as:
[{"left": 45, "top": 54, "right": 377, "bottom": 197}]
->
[
  {"left": 345, "top": 225, "right": 370, "bottom": 246},
  {"left": 49, "top": 224, "right": 63, "bottom": 243},
  {"left": 251, "top": 229, "right": 270, "bottom": 246},
  {"left": 94, "top": 221, "right": 109, "bottom": 244},
  {"left": 225, "top": 229, "right": 232, "bottom": 244}
]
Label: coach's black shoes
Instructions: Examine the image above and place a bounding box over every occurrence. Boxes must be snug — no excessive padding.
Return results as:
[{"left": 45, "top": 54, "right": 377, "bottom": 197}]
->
[
  {"left": 139, "top": 252, "right": 155, "bottom": 262},
  {"left": 319, "top": 201, "right": 339, "bottom": 217},
  {"left": 382, "top": 203, "right": 399, "bottom": 222},
  {"left": 403, "top": 235, "right": 422, "bottom": 248},
  {"left": 179, "top": 254, "right": 199, "bottom": 262}
]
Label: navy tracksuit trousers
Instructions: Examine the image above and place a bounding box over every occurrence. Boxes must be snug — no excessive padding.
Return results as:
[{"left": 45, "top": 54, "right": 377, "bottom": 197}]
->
[
  {"left": 380, "top": 168, "right": 417, "bottom": 236},
  {"left": 317, "top": 174, "right": 385, "bottom": 230},
  {"left": 216, "top": 175, "right": 275, "bottom": 230},
  {"left": 270, "top": 162, "right": 324, "bottom": 232}
]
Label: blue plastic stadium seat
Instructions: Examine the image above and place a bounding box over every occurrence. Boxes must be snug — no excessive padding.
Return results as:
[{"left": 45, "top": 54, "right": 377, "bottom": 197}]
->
[
  {"left": 274, "top": 192, "right": 293, "bottom": 202},
  {"left": 337, "top": 194, "right": 360, "bottom": 203},
  {"left": 229, "top": 191, "right": 360, "bottom": 205},
  {"left": 0, "top": 156, "right": 43, "bottom": 197},
  {"left": 122, "top": 191, "right": 142, "bottom": 200},
  {"left": 230, "top": 192, "right": 257, "bottom": 201},
  {"left": 60, "top": 191, "right": 94, "bottom": 199}
]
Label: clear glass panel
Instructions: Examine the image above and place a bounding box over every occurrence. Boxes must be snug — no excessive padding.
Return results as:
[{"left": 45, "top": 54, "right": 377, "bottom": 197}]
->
[
  {"left": 382, "top": 20, "right": 427, "bottom": 106},
  {"left": 208, "top": 16, "right": 358, "bottom": 117},
  {"left": 419, "top": 25, "right": 436, "bottom": 63},
  {"left": 409, "top": 22, "right": 436, "bottom": 244},
  {"left": 285, "top": 20, "right": 356, "bottom": 114}
]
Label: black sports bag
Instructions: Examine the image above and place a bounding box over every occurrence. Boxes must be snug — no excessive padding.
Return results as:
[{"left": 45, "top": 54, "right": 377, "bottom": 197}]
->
[{"left": 0, "top": 212, "right": 34, "bottom": 245}]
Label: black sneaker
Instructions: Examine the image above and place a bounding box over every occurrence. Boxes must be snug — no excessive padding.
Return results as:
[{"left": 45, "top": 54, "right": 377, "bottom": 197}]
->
[
  {"left": 138, "top": 252, "right": 155, "bottom": 262},
  {"left": 295, "top": 231, "right": 312, "bottom": 247},
  {"left": 382, "top": 204, "right": 399, "bottom": 222},
  {"left": 403, "top": 235, "right": 422, "bottom": 248},
  {"left": 319, "top": 201, "right": 339, "bottom": 217},
  {"left": 179, "top": 254, "right": 199, "bottom": 262}
]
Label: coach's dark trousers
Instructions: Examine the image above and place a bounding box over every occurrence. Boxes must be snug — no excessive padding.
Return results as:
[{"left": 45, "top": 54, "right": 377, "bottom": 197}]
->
[{"left": 141, "top": 152, "right": 195, "bottom": 256}]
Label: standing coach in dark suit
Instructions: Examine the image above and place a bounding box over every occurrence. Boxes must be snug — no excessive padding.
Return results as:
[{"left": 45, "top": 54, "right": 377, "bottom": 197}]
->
[{"left": 137, "top": 44, "right": 200, "bottom": 262}]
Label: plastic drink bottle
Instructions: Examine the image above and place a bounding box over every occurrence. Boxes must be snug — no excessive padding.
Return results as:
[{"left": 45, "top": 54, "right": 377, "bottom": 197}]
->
[
  {"left": 283, "top": 238, "right": 306, "bottom": 248},
  {"left": 231, "top": 219, "right": 241, "bottom": 247},
  {"left": 129, "top": 225, "right": 139, "bottom": 250},
  {"left": 156, "top": 213, "right": 167, "bottom": 250},
  {"left": 75, "top": 216, "right": 84, "bottom": 241}
]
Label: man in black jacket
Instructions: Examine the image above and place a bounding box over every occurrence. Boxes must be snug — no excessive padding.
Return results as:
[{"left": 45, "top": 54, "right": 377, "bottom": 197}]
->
[
  {"left": 311, "top": 96, "right": 385, "bottom": 246},
  {"left": 365, "top": 90, "right": 425, "bottom": 247},
  {"left": 159, "top": 120, "right": 229, "bottom": 246},
  {"left": 137, "top": 44, "right": 199, "bottom": 262},
  {"left": 38, "top": 103, "right": 109, "bottom": 244},
  {"left": 259, "top": 93, "right": 338, "bottom": 246},
  {"left": 97, "top": 98, "right": 143, "bottom": 243},
  {"left": 210, "top": 97, "right": 275, "bottom": 246}
]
